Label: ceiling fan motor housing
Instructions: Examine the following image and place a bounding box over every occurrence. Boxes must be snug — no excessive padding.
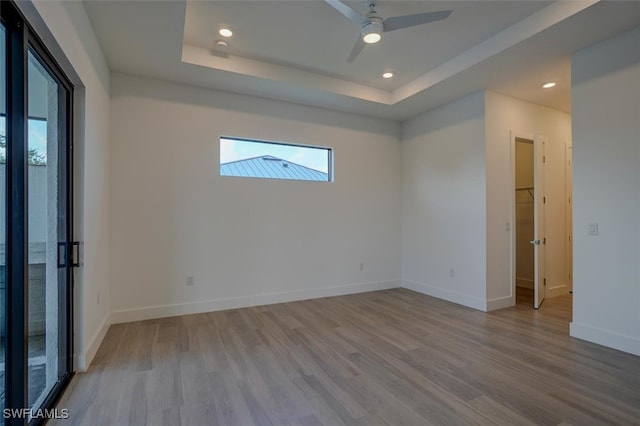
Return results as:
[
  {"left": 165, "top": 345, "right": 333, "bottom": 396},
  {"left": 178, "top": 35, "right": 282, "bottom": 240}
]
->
[{"left": 361, "top": 16, "right": 384, "bottom": 43}]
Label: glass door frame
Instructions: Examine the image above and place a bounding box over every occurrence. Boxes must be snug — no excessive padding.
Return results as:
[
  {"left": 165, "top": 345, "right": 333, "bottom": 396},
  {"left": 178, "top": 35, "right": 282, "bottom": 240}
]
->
[{"left": 2, "top": 1, "right": 74, "bottom": 424}]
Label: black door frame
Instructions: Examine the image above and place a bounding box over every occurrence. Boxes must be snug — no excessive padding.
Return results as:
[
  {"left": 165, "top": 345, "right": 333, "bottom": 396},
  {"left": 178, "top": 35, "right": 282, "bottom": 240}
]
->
[{"left": 2, "top": 1, "right": 74, "bottom": 424}]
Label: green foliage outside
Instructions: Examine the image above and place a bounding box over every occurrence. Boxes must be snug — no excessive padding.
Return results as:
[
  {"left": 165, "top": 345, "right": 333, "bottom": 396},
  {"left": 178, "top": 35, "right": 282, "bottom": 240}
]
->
[{"left": 0, "top": 133, "right": 46, "bottom": 165}]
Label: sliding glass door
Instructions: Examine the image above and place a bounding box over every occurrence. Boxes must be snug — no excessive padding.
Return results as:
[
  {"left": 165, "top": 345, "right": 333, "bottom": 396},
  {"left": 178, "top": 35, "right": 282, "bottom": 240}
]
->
[
  {"left": 1, "top": 20, "right": 6, "bottom": 419},
  {"left": 26, "top": 47, "right": 71, "bottom": 412},
  {"left": 2, "top": 2, "right": 74, "bottom": 424}
]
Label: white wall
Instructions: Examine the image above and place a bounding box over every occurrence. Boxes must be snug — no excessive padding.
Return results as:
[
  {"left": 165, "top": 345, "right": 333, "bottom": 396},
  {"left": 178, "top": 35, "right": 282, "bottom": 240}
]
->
[
  {"left": 485, "top": 91, "right": 572, "bottom": 309},
  {"left": 21, "top": 0, "right": 112, "bottom": 370},
  {"left": 401, "top": 92, "right": 488, "bottom": 310},
  {"left": 570, "top": 27, "right": 640, "bottom": 356},
  {"left": 109, "top": 73, "right": 401, "bottom": 321},
  {"left": 401, "top": 91, "right": 570, "bottom": 312}
]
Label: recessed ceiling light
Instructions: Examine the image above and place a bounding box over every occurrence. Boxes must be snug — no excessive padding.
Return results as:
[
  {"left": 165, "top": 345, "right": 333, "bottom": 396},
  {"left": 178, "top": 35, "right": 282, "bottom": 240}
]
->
[
  {"left": 382, "top": 72, "right": 394, "bottom": 79},
  {"left": 542, "top": 82, "right": 556, "bottom": 89},
  {"left": 218, "top": 27, "right": 233, "bottom": 38}
]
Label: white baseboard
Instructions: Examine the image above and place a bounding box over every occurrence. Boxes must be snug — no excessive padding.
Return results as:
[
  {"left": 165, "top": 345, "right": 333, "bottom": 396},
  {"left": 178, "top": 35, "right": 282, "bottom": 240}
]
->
[
  {"left": 516, "top": 277, "right": 534, "bottom": 289},
  {"left": 111, "top": 280, "right": 400, "bottom": 324},
  {"left": 74, "top": 312, "right": 111, "bottom": 372},
  {"left": 547, "top": 283, "right": 570, "bottom": 298},
  {"left": 570, "top": 322, "right": 640, "bottom": 356},
  {"left": 401, "top": 280, "right": 487, "bottom": 311},
  {"left": 486, "top": 295, "right": 515, "bottom": 311}
]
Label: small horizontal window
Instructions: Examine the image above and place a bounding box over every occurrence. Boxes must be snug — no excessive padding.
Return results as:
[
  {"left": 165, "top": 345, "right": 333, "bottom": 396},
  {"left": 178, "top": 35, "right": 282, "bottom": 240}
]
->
[{"left": 220, "top": 137, "right": 332, "bottom": 182}]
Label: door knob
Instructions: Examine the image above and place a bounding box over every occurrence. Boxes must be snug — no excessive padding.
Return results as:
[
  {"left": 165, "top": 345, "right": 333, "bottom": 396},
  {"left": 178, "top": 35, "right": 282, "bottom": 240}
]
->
[{"left": 530, "top": 239, "right": 541, "bottom": 245}]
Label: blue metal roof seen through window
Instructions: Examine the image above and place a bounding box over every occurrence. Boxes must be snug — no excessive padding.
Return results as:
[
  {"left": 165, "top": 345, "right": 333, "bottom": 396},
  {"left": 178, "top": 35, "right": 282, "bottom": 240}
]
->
[{"left": 220, "top": 155, "right": 329, "bottom": 181}]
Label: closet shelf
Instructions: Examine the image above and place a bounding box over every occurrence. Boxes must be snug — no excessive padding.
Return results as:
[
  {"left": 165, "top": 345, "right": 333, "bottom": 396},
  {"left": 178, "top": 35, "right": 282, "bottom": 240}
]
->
[{"left": 516, "top": 186, "right": 535, "bottom": 200}]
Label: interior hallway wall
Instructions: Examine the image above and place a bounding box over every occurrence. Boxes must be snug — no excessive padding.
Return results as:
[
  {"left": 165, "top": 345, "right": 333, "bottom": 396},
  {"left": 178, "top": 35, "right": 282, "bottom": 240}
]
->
[{"left": 570, "top": 26, "right": 640, "bottom": 356}]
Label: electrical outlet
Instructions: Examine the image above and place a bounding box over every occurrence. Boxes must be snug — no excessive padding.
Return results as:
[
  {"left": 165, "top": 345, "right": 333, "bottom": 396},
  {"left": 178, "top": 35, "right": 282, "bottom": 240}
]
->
[
  {"left": 587, "top": 223, "right": 599, "bottom": 236},
  {"left": 186, "top": 276, "right": 195, "bottom": 286}
]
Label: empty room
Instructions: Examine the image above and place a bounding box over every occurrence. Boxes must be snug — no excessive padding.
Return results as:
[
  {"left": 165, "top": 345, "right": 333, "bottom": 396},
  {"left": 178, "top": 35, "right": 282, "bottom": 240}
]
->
[{"left": 1, "top": 0, "right": 639, "bottom": 425}]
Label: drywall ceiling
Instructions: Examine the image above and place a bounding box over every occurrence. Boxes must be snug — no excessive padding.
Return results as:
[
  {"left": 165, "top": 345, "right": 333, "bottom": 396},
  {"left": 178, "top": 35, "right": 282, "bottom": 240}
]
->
[
  {"left": 184, "top": 1, "right": 551, "bottom": 90},
  {"left": 83, "top": 0, "right": 640, "bottom": 121}
]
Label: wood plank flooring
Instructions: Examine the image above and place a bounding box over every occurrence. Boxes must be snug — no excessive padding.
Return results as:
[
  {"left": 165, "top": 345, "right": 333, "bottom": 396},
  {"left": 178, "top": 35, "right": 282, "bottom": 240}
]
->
[{"left": 53, "top": 289, "right": 640, "bottom": 425}]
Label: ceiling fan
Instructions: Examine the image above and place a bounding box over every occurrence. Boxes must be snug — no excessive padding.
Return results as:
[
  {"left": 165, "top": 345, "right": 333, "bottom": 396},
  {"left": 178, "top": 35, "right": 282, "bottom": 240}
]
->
[{"left": 324, "top": 0, "right": 452, "bottom": 62}]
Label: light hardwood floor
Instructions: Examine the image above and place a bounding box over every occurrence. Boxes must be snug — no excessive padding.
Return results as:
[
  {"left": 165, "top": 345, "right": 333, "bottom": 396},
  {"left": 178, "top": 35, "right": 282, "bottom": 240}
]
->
[{"left": 53, "top": 289, "right": 640, "bottom": 425}]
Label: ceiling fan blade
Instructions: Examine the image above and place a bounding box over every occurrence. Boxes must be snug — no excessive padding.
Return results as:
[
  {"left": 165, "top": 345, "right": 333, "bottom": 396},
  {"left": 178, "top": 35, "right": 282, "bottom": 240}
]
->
[
  {"left": 347, "top": 35, "right": 366, "bottom": 63},
  {"left": 324, "top": 0, "right": 364, "bottom": 24},
  {"left": 383, "top": 10, "right": 452, "bottom": 32}
]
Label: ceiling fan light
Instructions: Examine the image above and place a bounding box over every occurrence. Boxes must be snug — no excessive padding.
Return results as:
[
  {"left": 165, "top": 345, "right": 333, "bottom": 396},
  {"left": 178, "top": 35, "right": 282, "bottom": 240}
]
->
[
  {"left": 218, "top": 26, "right": 233, "bottom": 38},
  {"left": 361, "top": 19, "right": 383, "bottom": 44},
  {"left": 363, "top": 32, "right": 381, "bottom": 44}
]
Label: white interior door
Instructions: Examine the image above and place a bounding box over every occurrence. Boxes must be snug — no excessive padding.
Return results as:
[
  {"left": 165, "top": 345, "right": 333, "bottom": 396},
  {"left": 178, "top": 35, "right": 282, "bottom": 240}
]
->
[{"left": 533, "top": 137, "right": 546, "bottom": 308}]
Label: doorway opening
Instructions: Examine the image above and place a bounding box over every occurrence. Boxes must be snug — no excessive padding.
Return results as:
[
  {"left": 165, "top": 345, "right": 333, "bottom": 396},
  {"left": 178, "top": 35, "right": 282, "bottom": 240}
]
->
[
  {"left": 511, "top": 133, "right": 573, "bottom": 315},
  {"left": 514, "top": 137, "right": 539, "bottom": 307}
]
